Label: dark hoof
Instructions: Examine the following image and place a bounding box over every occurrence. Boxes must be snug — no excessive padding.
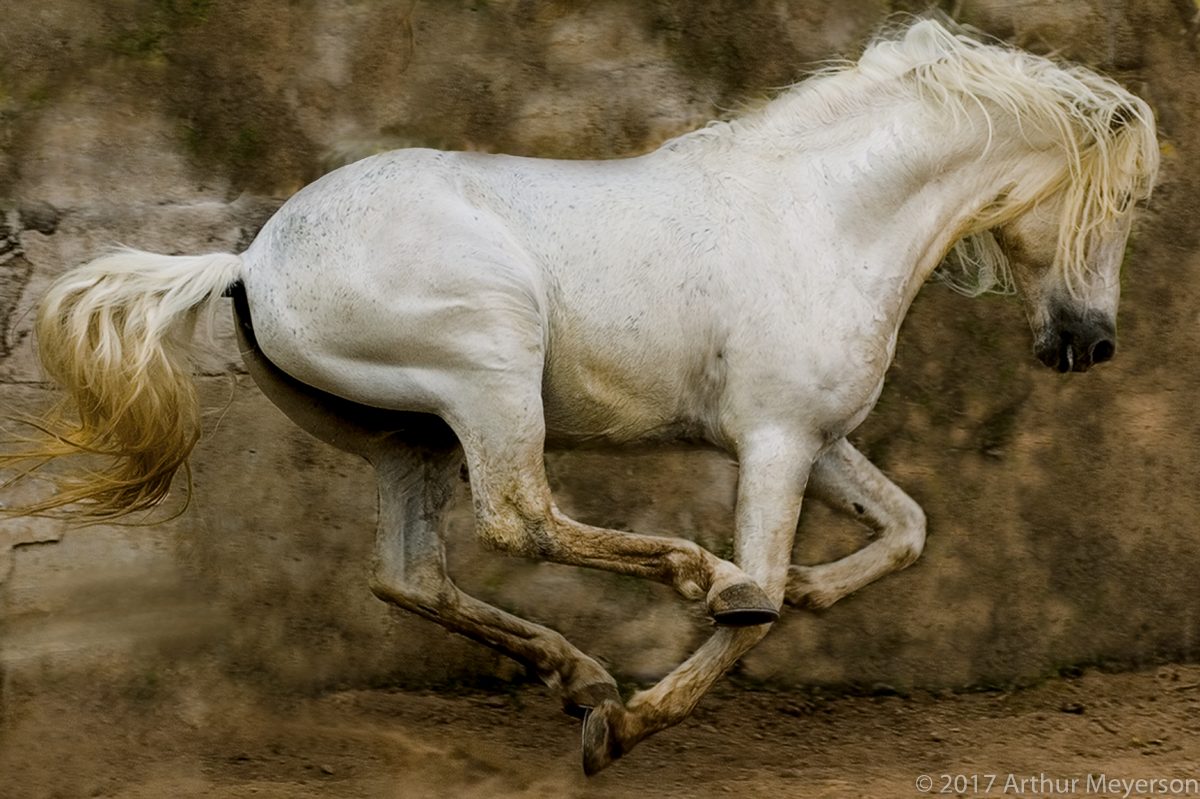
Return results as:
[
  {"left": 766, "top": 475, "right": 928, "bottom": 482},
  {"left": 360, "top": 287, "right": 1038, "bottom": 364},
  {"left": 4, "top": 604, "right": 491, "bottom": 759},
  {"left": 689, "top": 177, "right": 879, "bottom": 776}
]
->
[
  {"left": 708, "top": 582, "right": 779, "bottom": 627},
  {"left": 582, "top": 700, "right": 625, "bottom": 776},
  {"left": 563, "top": 681, "right": 622, "bottom": 719}
]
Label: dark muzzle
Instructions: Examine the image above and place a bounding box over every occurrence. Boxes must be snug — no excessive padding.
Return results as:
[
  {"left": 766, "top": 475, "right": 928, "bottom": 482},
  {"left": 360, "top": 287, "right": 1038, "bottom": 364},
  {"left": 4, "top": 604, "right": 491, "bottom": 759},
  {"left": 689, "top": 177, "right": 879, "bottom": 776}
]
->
[{"left": 1033, "top": 311, "right": 1117, "bottom": 373}]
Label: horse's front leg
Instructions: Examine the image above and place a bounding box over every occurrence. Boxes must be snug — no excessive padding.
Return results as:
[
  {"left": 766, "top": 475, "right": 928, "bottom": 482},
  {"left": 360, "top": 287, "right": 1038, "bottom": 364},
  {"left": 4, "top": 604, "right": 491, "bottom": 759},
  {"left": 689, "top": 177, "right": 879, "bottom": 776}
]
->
[
  {"left": 786, "top": 437, "right": 927, "bottom": 610},
  {"left": 582, "top": 426, "right": 818, "bottom": 774},
  {"left": 448, "top": 378, "right": 777, "bottom": 626}
]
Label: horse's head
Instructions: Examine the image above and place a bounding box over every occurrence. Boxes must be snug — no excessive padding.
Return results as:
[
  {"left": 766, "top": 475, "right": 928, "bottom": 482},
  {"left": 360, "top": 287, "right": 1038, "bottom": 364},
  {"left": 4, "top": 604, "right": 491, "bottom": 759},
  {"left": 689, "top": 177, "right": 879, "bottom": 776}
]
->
[
  {"left": 967, "top": 94, "right": 1157, "bottom": 374},
  {"left": 996, "top": 192, "right": 1132, "bottom": 373},
  {"left": 902, "top": 22, "right": 1160, "bottom": 374}
]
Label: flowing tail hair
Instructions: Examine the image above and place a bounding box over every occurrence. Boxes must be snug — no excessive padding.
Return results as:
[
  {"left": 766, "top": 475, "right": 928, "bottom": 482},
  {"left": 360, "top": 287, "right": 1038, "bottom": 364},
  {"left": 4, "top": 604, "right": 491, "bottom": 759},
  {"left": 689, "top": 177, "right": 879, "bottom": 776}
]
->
[{"left": 2, "top": 249, "right": 243, "bottom": 519}]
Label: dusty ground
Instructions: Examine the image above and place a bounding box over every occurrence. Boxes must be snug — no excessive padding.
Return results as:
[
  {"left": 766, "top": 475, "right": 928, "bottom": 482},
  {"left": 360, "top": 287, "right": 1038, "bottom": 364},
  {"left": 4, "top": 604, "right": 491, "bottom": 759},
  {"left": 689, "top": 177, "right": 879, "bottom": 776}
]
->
[{"left": 4, "top": 663, "right": 1200, "bottom": 798}]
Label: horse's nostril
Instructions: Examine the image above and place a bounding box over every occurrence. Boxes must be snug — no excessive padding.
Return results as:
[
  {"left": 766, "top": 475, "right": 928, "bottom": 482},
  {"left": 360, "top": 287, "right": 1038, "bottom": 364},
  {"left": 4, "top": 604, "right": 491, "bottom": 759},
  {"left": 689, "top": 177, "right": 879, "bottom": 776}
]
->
[{"left": 1090, "top": 339, "right": 1116, "bottom": 364}]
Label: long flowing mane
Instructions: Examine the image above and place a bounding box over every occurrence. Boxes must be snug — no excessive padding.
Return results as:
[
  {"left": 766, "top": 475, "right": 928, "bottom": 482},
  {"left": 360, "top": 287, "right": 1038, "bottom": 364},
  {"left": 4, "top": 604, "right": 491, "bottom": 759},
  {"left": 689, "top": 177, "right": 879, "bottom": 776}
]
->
[
  {"left": 869, "top": 19, "right": 1159, "bottom": 295},
  {"left": 677, "top": 18, "right": 1160, "bottom": 296}
]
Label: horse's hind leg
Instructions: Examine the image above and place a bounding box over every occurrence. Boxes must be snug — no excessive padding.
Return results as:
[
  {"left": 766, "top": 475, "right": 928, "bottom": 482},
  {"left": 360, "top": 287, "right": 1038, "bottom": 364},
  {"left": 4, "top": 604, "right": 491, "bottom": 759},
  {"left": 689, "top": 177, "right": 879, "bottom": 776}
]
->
[
  {"left": 444, "top": 383, "right": 775, "bottom": 625},
  {"left": 370, "top": 438, "right": 619, "bottom": 717},
  {"left": 785, "top": 437, "right": 927, "bottom": 609}
]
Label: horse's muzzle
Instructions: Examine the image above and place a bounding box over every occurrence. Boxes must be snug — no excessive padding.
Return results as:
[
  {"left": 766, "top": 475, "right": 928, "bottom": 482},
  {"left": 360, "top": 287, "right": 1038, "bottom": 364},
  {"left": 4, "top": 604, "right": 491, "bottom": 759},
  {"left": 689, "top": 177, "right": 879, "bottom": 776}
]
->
[{"left": 1033, "top": 312, "right": 1117, "bottom": 373}]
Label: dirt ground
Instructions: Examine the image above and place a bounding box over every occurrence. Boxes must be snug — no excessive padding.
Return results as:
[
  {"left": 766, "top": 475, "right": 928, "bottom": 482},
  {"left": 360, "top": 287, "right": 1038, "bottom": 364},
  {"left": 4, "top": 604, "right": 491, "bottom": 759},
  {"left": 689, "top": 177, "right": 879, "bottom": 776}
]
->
[{"left": 4, "top": 662, "right": 1200, "bottom": 798}]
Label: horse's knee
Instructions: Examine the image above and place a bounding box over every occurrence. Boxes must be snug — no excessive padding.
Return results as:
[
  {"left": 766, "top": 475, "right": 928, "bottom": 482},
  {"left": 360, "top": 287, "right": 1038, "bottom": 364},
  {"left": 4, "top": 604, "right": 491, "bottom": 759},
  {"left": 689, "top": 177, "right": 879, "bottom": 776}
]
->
[
  {"left": 891, "top": 538, "right": 923, "bottom": 570},
  {"left": 474, "top": 501, "right": 556, "bottom": 558},
  {"left": 890, "top": 501, "right": 927, "bottom": 569}
]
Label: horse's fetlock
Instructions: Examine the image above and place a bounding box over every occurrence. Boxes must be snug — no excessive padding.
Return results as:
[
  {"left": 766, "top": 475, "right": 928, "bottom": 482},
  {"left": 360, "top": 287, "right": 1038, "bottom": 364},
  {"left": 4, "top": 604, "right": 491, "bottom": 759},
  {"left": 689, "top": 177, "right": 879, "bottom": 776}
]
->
[{"left": 665, "top": 549, "right": 708, "bottom": 598}]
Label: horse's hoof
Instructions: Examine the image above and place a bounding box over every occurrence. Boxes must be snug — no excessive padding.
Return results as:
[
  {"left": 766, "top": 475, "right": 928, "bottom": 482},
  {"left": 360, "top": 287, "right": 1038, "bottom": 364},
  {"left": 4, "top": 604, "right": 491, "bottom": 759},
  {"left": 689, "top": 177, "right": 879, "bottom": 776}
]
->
[
  {"left": 562, "top": 681, "right": 622, "bottom": 719},
  {"left": 581, "top": 700, "right": 626, "bottom": 776},
  {"left": 708, "top": 581, "right": 779, "bottom": 626}
]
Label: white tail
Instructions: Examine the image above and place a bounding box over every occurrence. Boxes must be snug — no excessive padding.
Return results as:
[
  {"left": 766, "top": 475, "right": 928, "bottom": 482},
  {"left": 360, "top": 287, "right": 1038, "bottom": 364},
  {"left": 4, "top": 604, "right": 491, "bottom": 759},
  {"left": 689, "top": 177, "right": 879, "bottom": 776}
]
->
[{"left": 2, "top": 249, "right": 242, "bottom": 518}]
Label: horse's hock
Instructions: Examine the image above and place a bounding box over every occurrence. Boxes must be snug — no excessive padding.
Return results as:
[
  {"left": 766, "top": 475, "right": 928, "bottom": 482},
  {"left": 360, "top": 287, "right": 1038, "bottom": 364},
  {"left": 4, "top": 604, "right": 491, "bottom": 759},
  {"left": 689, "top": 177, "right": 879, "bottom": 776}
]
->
[{"left": 2, "top": 0, "right": 1200, "bottom": 694}]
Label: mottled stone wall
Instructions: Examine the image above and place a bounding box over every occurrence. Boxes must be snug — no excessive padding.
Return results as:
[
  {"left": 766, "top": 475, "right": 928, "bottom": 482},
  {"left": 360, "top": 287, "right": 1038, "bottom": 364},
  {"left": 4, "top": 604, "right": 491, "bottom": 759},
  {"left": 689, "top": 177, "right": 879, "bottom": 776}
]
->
[{"left": 2, "top": 0, "right": 1200, "bottom": 695}]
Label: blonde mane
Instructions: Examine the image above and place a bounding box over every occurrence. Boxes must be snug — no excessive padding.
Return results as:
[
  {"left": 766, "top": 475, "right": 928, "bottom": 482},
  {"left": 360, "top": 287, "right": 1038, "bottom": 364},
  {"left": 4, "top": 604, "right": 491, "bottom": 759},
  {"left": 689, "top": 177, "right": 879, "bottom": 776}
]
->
[
  {"left": 675, "top": 18, "right": 1159, "bottom": 296},
  {"left": 865, "top": 19, "right": 1159, "bottom": 296}
]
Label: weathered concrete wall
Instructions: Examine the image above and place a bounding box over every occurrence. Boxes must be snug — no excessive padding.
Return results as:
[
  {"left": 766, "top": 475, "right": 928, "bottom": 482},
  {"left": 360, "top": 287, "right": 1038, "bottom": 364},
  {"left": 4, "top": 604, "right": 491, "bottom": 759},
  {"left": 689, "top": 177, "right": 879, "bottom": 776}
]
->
[{"left": 2, "top": 0, "right": 1200, "bottom": 697}]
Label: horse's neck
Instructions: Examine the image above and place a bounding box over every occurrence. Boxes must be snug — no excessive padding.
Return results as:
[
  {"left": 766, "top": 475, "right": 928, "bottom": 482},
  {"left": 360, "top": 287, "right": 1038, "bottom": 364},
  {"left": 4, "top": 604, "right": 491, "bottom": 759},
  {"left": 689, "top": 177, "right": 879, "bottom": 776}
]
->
[{"left": 740, "top": 88, "right": 1048, "bottom": 311}]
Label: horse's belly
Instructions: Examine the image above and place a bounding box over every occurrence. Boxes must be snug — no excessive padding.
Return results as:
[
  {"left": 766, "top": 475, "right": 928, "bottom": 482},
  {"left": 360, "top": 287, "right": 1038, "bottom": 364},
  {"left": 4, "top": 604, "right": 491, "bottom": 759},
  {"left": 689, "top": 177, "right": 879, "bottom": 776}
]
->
[
  {"left": 541, "top": 379, "right": 684, "bottom": 446},
  {"left": 539, "top": 342, "right": 721, "bottom": 446}
]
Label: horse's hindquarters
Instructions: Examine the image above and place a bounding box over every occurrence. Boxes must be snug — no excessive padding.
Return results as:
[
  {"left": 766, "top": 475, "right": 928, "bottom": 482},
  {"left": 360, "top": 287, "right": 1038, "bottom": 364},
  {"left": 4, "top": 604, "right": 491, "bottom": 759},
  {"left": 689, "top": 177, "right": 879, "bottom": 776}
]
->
[{"left": 230, "top": 284, "right": 457, "bottom": 459}]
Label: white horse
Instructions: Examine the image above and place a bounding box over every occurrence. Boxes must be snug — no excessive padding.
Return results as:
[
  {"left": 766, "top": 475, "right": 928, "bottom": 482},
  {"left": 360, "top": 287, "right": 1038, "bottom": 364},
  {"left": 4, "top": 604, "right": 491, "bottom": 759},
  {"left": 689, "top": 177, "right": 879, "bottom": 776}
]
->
[{"left": 3, "top": 19, "right": 1157, "bottom": 774}]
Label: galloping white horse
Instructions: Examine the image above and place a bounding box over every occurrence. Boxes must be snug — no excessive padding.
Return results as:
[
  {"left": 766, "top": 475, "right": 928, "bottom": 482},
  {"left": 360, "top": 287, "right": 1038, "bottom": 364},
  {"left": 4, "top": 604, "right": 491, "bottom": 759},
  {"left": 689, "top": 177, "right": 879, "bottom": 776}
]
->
[{"left": 3, "top": 19, "right": 1157, "bottom": 773}]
